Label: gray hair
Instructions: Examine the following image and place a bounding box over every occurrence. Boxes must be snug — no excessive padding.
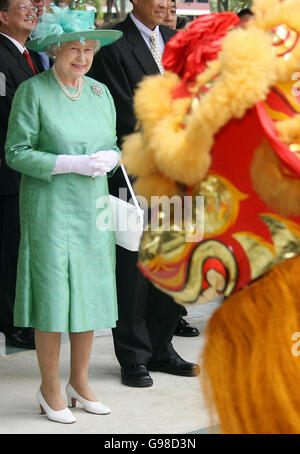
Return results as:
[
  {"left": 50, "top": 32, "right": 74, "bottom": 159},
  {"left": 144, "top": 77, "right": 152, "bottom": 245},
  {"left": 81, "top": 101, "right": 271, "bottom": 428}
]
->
[{"left": 44, "top": 40, "right": 101, "bottom": 58}]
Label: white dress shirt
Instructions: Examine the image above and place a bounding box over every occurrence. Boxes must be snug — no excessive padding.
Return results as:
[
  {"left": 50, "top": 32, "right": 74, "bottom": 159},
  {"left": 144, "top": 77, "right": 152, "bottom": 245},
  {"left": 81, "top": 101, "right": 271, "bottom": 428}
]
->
[
  {"left": 0, "top": 33, "right": 26, "bottom": 53},
  {"left": 129, "top": 12, "right": 165, "bottom": 54}
]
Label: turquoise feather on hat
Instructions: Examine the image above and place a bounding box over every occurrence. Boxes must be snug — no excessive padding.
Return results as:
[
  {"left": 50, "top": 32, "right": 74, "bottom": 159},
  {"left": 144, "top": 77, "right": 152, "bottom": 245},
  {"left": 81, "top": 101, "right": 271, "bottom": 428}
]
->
[{"left": 26, "top": 6, "right": 122, "bottom": 52}]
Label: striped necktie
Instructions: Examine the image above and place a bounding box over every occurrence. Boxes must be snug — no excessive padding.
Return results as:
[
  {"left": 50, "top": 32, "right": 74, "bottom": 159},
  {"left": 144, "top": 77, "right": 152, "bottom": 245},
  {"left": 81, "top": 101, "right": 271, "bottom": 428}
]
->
[
  {"left": 149, "top": 31, "right": 164, "bottom": 75},
  {"left": 23, "top": 49, "right": 37, "bottom": 75}
]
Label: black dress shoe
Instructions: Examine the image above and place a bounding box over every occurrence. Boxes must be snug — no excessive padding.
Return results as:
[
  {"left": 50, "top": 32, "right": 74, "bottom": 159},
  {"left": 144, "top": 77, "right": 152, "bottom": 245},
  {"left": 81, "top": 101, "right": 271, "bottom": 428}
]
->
[
  {"left": 121, "top": 364, "right": 153, "bottom": 388},
  {"left": 5, "top": 328, "right": 35, "bottom": 349},
  {"left": 174, "top": 317, "right": 200, "bottom": 337},
  {"left": 148, "top": 351, "right": 200, "bottom": 377}
]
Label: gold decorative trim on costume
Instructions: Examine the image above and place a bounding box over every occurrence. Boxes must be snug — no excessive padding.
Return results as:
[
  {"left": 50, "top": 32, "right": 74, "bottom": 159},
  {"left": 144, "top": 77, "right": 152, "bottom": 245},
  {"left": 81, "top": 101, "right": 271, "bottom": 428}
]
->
[
  {"left": 272, "top": 24, "right": 299, "bottom": 59},
  {"left": 233, "top": 231, "right": 277, "bottom": 280},
  {"left": 233, "top": 214, "right": 300, "bottom": 281},
  {"left": 144, "top": 240, "right": 238, "bottom": 305},
  {"left": 196, "top": 174, "right": 248, "bottom": 238}
]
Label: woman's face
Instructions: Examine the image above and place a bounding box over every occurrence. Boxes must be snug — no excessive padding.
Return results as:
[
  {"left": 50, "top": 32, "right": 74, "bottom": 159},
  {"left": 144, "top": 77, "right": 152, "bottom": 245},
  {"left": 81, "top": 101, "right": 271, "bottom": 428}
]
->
[
  {"left": 54, "top": 40, "right": 95, "bottom": 84},
  {"left": 163, "top": 1, "right": 177, "bottom": 30}
]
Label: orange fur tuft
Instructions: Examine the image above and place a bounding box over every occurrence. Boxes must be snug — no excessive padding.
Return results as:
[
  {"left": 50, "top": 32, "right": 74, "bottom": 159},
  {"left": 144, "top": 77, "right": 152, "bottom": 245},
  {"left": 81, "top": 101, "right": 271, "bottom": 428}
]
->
[
  {"left": 133, "top": 71, "right": 181, "bottom": 141},
  {"left": 202, "top": 254, "right": 300, "bottom": 434},
  {"left": 133, "top": 174, "right": 180, "bottom": 204},
  {"left": 276, "top": 117, "right": 300, "bottom": 144},
  {"left": 251, "top": 140, "right": 300, "bottom": 216},
  {"left": 121, "top": 132, "right": 158, "bottom": 178}
]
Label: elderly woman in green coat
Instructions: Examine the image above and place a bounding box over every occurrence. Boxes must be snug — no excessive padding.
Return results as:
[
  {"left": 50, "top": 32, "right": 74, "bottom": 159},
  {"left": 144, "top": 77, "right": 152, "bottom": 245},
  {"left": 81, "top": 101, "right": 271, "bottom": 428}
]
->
[{"left": 5, "top": 7, "right": 122, "bottom": 424}]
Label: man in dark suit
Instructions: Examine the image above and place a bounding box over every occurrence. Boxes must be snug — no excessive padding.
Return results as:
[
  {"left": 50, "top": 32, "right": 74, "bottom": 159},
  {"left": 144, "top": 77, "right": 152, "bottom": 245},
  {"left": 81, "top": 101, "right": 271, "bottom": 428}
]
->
[
  {"left": 0, "top": 0, "right": 43, "bottom": 348},
  {"left": 162, "top": 0, "right": 200, "bottom": 338},
  {"left": 31, "top": 0, "right": 52, "bottom": 70},
  {"left": 90, "top": 0, "right": 200, "bottom": 387}
]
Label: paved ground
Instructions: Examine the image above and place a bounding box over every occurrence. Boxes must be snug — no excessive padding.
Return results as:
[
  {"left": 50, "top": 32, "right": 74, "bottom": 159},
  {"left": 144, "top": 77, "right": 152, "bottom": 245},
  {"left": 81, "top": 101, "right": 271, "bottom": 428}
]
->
[{"left": 0, "top": 300, "right": 221, "bottom": 434}]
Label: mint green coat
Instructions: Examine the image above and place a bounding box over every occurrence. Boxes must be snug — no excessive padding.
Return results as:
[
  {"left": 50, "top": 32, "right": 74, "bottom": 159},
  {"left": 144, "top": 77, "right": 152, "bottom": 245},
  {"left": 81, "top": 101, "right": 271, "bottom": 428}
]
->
[{"left": 5, "top": 70, "right": 119, "bottom": 333}]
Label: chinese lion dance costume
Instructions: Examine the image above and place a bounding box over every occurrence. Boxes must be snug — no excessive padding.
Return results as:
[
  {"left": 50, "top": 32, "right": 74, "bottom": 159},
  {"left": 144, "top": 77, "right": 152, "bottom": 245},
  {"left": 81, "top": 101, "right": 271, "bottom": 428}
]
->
[{"left": 121, "top": 0, "right": 300, "bottom": 434}]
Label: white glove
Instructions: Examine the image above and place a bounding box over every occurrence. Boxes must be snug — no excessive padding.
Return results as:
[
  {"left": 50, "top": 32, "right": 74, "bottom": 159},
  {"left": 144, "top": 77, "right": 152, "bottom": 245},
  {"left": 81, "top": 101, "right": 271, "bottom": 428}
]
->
[
  {"left": 90, "top": 149, "right": 120, "bottom": 177},
  {"left": 52, "top": 154, "right": 114, "bottom": 177}
]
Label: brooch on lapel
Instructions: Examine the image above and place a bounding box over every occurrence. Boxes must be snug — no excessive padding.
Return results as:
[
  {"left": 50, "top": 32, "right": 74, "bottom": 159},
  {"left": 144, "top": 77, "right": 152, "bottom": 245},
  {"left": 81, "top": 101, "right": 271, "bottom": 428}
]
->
[{"left": 91, "top": 84, "right": 102, "bottom": 96}]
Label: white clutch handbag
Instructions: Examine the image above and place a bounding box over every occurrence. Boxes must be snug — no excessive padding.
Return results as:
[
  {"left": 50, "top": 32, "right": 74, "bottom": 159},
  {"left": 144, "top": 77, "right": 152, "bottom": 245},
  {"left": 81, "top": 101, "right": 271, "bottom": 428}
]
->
[{"left": 109, "top": 165, "right": 144, "bottom": 252}]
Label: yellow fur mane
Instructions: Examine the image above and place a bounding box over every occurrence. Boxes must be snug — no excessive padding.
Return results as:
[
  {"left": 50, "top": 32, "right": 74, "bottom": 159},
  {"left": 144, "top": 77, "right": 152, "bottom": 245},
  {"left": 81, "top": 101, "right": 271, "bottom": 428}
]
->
[{"left": 122, "top": 0, "right": 300, "bottom": 215}]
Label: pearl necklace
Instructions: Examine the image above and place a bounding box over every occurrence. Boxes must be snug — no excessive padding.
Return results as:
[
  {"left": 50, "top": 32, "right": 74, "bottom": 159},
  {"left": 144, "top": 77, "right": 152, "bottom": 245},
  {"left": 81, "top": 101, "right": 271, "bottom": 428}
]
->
[{"left": 51, "top": 65, "right": 83, "bottom": 101}]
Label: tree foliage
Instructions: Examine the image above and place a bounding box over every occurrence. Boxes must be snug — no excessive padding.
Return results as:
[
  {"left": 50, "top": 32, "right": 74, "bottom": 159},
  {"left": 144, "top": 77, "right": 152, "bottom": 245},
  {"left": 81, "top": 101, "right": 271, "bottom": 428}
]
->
[
  {"left": 61, "top": 0, "right": 104, "bottom": 19},
  {"left": 209, "top": 0, "right": 252, "bottom": 12},
  {"left": 106, "top": 0, "right": 127, "bottom": 20}
]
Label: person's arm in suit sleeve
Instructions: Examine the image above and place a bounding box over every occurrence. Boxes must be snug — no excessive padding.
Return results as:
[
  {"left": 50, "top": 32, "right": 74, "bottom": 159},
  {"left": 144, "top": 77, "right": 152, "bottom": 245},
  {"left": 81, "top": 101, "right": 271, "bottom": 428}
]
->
[
  {"left": 5, "top": 79, "right": 57, "bottom": 182},
  {"left": 0, "top": 64, "right": 17, "bottom": 166},
  {"left": 0, "top": 64, "right": 15, "bottom": 116},
  {"left": 90, "top": 44, "right": 136, "bottom": 144}
]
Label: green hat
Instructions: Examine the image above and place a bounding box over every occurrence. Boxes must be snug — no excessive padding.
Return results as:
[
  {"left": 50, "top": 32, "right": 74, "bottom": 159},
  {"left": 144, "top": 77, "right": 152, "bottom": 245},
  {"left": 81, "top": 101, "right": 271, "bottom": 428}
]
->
[{"left": 26, "top": 6, "right": 122, "bottom": 52}]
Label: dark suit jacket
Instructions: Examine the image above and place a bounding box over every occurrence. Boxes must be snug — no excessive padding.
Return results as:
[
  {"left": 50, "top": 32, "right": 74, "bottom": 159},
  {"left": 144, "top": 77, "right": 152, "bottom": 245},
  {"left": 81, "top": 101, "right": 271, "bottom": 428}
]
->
[
  {"left": 89, "top": 17, "right": 180, "bottom": 364},
  {"left": 0, "top": 33, "right": 44, "bottom": 195},
  {"left": 89, "top": 15, "right": 176, "bottom": 197},
  {"left": 90, "top": 15, "right": 177, "bottom": 145}
]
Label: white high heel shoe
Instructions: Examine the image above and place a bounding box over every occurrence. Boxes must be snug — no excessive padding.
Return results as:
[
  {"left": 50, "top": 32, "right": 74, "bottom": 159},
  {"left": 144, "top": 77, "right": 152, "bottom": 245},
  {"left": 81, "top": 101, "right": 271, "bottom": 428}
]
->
[
  {"left": 37, "top": 389, "right": 76, "bottom": 424},
  {"left": 66, "top": 382, "right": 111, "bottom": 415}
]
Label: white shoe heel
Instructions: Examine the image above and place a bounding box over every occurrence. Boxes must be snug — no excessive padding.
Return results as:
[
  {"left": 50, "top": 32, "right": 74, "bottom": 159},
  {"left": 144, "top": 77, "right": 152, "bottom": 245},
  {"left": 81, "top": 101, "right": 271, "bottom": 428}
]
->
[
  {"left": 66, "top": 382, "right": 111, "bottom": 415},
  {"left": 37, "top": 389, "right": 76, "bottom": 424}
]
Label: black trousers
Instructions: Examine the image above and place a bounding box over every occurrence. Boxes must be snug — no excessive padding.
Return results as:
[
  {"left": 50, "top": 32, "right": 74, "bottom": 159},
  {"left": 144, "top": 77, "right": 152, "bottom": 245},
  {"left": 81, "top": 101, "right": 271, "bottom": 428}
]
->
[
  {"left": 112, "top": 245, "right": 182, "bottom": 367},
  {"left": 109, "top": 167, "right": 182, "bottom": 366},
  {"left": 0, "top": 194, "right": 20, "bottom": 333}
]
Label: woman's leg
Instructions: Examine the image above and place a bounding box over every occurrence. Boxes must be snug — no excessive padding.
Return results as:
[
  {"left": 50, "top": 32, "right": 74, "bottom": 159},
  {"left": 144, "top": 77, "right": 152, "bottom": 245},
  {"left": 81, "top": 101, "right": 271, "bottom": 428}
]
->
[
  {"left": 35, "top": 329, "right": 66, "bottom": 410},
  {"left": 69, "top": 330, "right": 98, "bottom": 401}
]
